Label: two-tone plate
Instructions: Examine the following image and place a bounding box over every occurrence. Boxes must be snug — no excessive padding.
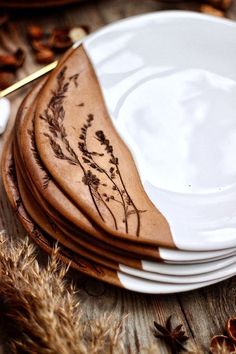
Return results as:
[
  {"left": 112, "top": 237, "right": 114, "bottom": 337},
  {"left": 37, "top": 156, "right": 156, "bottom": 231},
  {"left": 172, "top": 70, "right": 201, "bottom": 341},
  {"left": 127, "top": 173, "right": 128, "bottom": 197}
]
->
[{"left": 84, "top": 11, "right": 236, "bottom": 251}]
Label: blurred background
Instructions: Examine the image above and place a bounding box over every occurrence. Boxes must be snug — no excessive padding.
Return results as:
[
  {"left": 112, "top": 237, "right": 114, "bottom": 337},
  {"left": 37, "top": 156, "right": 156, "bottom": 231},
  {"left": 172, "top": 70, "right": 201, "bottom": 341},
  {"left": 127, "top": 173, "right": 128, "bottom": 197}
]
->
[{"left": 0, "top": 0, "right": 235, "bottom": 94}]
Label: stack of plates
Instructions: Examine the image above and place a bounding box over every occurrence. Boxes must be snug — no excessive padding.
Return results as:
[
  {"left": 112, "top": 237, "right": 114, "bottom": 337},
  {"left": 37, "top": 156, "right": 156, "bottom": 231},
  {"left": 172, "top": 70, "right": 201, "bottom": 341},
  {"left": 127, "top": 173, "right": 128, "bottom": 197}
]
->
[{"left": 2, "top": 11, "right": 236, "bottom": 294}]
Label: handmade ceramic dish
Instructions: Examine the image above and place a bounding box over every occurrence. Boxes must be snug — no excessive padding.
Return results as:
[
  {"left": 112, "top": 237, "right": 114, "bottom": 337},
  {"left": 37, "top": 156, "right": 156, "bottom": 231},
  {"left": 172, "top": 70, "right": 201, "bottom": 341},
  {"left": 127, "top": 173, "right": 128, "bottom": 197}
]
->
[
  {"left": 15, "top": 83, "right": 236, "bottom": 273},
  {"left": 3, "top": 11, "right": 236, "bottom": 293},
  {"left": 4, "top": 140, "right": 233, "bottom": 293},
  {"left": 83, "top": 11, "right": 236, "bottom": 251},
  {"left": 18, "top": 66, "right": 236, "bottom": 265}
]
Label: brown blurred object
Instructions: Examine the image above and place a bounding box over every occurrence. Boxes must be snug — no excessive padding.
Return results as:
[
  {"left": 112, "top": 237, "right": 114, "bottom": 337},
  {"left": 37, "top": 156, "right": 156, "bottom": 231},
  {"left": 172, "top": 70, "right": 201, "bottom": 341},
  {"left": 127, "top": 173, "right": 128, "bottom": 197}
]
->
[
  {"left": 27, "top": 24, "right": 89, "bottom": 64},
  {"left": 207, "top": 0, "right": 232, "bottom": 10},
  {"left": 0, "top": 0, "right": 84, "bottom": 8},
  {"left": 35, "top": 49, "right": 55, "bottom": 64},
  {"left": 0, "top": 71, "right": 15, "bottom": 89},
  {"left": 0, "top": 15, "right": 25, "bottom": 90},
  {"left": 27, "top": 25, "right": 44, "bottom": 40},
  {"left": 0, "top": 49, "right": 25, "bottom": 71},
  {"left": 200, "top": 4, "right": 225, "bottom": 16},
  {"left": 49, "top": 28, "right": 73, "bottom": 51},
  {"left": 157, "top": 0, "right": 232, "bottom": 9}
]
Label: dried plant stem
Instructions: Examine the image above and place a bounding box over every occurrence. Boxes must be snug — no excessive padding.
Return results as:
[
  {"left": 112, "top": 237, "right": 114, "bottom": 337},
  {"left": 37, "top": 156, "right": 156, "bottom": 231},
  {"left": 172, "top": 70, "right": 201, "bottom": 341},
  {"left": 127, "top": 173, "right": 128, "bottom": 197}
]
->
[
  {"left": 41, "top": 66, "right": 146, "bottom": 235},
  {"left": 0, "top": 230, "right": 126, "bottom": 354}
]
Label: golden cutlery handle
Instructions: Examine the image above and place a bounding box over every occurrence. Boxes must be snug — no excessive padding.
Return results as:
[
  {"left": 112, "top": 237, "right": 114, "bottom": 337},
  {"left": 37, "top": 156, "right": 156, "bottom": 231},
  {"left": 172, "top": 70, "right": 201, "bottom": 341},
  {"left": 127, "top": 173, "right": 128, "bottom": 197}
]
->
[{"left": 0, "top": 60, "right": 58, "bottom": 98}]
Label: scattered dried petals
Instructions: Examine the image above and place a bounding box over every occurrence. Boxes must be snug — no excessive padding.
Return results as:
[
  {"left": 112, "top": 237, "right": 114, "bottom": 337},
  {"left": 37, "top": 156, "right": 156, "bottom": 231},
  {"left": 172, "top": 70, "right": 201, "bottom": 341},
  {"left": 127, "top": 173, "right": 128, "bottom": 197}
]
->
[
  {"left": 35, "top": 48, "right": 54, "bottom": 64},
  {"left": 14, "top": 48, "right": 25, "bottom": 68},
  {"left": 200, "top": 4, "right": 225, "bottom": 17},
  {"left": 69, "top": 27, "right": 88, "bottom": 43},
  {"left": 226, "top": 318, "right": 236, "bottom": 342},
  {"left": 27, "top": 25, "right": 43, "bottom": 40},
  {"left": 210, "top": 335, "right": 236, "bottom": 354},
  {"left": 0, "top": 48, "right": 25, "bottom": 71},
  {"left": 0, "top": 71, "right": 15, "bottom": 90},
  {"left": 50, "top": 28, "right": 72, "bottom": 50},
  {"left": 31, "top": 39, "right": 50, "bottom": 52},
  {"left": 0, "top": 54, "right": 17, "bottom": 70}
]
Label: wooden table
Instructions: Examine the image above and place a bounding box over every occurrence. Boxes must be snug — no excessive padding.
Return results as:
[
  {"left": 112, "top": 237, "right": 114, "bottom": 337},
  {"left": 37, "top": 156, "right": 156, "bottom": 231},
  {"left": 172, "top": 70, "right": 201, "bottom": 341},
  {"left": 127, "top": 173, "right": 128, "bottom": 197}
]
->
[{"left": 1, "top": 1, "right": 236, "bottom": 353}]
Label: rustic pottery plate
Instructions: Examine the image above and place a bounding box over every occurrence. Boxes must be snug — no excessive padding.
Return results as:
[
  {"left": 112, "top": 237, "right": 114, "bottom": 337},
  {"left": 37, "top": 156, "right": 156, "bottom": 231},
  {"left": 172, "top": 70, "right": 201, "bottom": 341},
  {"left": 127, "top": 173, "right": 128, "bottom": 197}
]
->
[
  {"left": 2, "top": 140, "right": 233, "bottom": 293},
  {"left": 15, "top": 151, "right": 236, "bottom": 283},
  {"left": 18, "top": 76, "right": 236, "bottom": 266},
  {"left": 83, "top": 11, "right": 236, "bottom": 251},
  {"left": 4, "top": 12, "right": 236, "bottom": 293}
]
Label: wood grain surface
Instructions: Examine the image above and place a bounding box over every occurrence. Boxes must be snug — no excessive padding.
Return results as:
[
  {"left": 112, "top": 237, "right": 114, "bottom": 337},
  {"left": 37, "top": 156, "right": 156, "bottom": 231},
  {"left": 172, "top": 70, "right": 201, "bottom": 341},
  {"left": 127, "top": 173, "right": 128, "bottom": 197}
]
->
[{"left": 1, "top": 1, "right": 236, "bottom": 353}]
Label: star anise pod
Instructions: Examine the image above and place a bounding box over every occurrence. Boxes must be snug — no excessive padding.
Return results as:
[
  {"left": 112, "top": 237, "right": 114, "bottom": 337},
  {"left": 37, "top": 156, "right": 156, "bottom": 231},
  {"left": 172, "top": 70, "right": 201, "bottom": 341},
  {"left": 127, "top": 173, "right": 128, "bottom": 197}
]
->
[{"left": 153, "top": 315, "right": 189, "bottom": 353}]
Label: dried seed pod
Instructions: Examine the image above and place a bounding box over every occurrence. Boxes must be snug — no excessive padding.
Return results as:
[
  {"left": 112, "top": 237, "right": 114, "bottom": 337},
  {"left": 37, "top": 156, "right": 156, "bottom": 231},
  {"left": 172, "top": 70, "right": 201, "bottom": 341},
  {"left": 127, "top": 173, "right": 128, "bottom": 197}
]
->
[
  {"left": 31, "top": 39, "right": 50, "bottom": 52},
  {"left": 35, "top": 49, "right": 54, "bottom": 64},
  {"left": 200, "top": 4, "right": 225, "bottom": 17},
  {"left": 49, "top": 28, "right": 72, "bottom": 50},
  {"left": 69, "top": 27, "right": 88, "bottom": 43},
  {"left": 0, "top": 48, "right": 25, "bottom": 71},
  {"left": 0, "top": 71, "right": 15, "bottom": 89},
  {"left": 208, "top": 0, "right": 232, "bottom": 10},
  {"left": 226, "top": 318, "right": 236, "bottom": 342},
  {"left": 210, "top": 335, "right": 236, "bottom": 354},
  {"left": 27, "top": 25, "right": 43, "bottom": 40},
  {"left": 0, "top": 54, "right": 18, "bottom": 69}
]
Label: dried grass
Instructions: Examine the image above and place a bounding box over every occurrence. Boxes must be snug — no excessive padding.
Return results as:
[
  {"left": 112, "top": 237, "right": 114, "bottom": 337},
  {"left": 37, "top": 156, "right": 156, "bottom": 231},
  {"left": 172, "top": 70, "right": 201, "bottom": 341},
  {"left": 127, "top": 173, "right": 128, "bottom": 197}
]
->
[{"left": 0, "top": 230, "right": 125, "bottom": 354}]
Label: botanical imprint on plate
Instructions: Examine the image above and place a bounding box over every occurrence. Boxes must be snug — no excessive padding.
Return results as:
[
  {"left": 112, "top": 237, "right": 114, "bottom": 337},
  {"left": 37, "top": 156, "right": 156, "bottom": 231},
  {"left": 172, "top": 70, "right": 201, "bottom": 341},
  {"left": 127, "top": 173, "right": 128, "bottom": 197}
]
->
[{"left": 40, "top": 66, "right": 146, "bottom": 236}]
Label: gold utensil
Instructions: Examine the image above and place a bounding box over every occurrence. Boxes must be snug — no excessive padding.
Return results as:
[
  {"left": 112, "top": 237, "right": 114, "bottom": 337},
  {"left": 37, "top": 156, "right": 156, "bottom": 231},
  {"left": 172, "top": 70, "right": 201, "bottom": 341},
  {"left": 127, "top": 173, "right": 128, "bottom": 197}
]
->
[
  {"left": 0, "top": 35, "right": 85, "bottom": 98},
  {"left": 0, "top": 61, "right": 57, "bottom": 98}
]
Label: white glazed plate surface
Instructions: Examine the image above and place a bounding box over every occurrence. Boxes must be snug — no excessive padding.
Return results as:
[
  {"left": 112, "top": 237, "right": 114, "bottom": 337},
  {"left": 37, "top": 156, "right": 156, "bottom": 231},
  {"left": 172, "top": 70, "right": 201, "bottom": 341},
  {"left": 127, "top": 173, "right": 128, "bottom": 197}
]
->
[
  {"left": 141, "top": 252, "right": 236, "bottom": 275},
  {"left": 84, "top": 11, "right": 236, "bottom": 252},
  {"left": 120, "top": 259, "right": 236, "bottom": 283},
  {"left": 117, "top": 272, "right": 231, "bottom": 294}
]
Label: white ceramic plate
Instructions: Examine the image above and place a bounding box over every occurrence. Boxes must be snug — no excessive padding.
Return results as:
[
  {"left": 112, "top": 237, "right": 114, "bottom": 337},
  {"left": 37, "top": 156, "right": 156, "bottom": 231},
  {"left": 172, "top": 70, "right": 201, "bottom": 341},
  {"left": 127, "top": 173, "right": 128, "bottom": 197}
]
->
[
  {"left": 117, "top": 272, "right": 231, "bottom": 294},
  {"left": 120, "top": 259, "right": 236, "bottom": 283},
  {"left": 158, "top": 247, "right": 236, "bottom": 263},
  {"left": 84, "top": 11, "right": 236, "bottom": 252},
  {"left": 140, "top": 253, "right": 236, "bottom": 275}
]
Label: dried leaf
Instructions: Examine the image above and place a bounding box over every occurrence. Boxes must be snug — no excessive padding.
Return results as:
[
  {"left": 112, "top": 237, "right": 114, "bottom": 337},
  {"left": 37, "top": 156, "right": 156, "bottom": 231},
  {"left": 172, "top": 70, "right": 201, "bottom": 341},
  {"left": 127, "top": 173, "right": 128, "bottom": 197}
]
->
[
  {"left": 200, "top": 4, "right": 225, "bottom": 17},
  {"left": 0, "top": 71, "right": 15, "bottom": 89},
  {"left": 27, "top": 24, "right": 43, "bottom": 39},
  {"left": 31, "top": 39, "right": 50, "bottom": 52},
  {"left": 14, "top": 48, "right": 25, "bottom": 67},
  {"left": 49, "top": 28, "right": 72, "bottom": 50},
  {"left": 35, "top": 49, "right": 54, "bottom": 64},
  {"left": 0, "top": 48, "right": 25, "bottom": 71}
]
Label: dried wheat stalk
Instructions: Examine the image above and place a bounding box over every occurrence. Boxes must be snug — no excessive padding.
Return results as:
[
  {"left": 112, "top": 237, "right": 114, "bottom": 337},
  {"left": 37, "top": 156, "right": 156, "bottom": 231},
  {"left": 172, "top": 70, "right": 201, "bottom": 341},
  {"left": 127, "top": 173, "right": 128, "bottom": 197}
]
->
[{"left": 0, "top": 230, "right": 125, "bottom": 354}]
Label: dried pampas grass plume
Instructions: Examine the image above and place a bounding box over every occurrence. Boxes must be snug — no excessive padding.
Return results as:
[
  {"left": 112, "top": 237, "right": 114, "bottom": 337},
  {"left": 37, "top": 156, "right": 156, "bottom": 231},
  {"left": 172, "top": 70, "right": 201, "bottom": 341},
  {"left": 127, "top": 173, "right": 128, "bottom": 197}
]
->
[{"left": 0, "top": 230, "right": 124, "bottom": 354}]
